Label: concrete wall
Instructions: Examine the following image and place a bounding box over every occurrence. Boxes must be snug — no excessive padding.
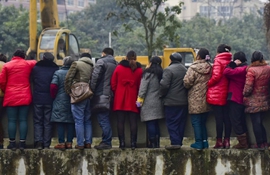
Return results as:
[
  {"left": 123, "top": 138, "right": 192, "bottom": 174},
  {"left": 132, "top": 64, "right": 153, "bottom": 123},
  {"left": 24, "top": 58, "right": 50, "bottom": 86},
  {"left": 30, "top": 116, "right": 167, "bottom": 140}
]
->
[
  {"left": 1, "top": 106, "right": 270, "bottom": 147},
  {"left": 1, "top": 149, "right": 270, "bottom": 175}
]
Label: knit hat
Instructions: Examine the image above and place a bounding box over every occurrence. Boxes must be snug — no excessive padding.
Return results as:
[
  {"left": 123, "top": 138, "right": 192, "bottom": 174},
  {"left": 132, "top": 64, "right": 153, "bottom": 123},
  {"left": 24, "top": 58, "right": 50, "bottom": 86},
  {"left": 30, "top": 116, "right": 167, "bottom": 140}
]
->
[
  {"left": 43, "top": 52, "right": 54, "bottom": 61},
  {"left": 251, "top": 51, "right": 264, "bottom": 63},
  {"left": 13, "top": 49, "right": 26, "bottom": 59},
  {"left": 63, "top": 56, "right": 74, "bottom": 66},
  {"left": 170, "top": 52, "right": 182, "bottom": 62},
  {"left": 80, "top": 53, "right": 92, "bottom": 59},
  {"left": 233, "top": 51, "right": 247, "bottom": 63}
]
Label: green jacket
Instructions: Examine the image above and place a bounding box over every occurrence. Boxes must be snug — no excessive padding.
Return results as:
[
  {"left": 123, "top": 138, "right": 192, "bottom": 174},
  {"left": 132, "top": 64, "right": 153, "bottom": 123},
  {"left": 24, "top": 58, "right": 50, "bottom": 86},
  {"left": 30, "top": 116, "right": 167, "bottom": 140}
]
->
[{"left": 65, "top": 57, "right": 94, "bottom": 94}]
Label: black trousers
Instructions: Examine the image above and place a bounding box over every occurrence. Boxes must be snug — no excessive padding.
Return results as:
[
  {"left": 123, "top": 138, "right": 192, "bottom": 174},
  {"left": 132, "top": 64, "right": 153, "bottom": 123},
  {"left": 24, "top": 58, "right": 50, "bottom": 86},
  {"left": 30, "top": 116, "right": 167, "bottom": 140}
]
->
[
  {"left": 228, "top": 101, "right": 247, "bottom": 135},
  {"left": 250, "top": 112, "right": 267, "bottom": 145},
  {"left": 116, "top": 111, "right": 138, "bottom": 140},
  {"left": 212, "top": 105, "right": 231, "bottom": 138}
]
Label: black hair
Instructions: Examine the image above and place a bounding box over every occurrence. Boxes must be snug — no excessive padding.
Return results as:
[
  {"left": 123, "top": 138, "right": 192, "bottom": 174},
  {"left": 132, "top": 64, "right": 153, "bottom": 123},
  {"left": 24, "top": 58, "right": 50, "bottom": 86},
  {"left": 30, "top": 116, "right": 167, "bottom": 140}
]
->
[
  {"left": 197, "top": 48, "right": 210, "bottom": 60},
  {"left": 80, "top": 53, "right": 92, "bottom": 59},
  {"left": 143, "top": 56, "right": 163, "bottom": 81},
  {"left": 251, "top": 51, "right": 264, "bottom": 63},
  {"left": 103, "top": 48, "right": 114, "bottom": 56},
  {"left": 217, "top": 44, "right": 231, "bottom": 53},
  {"left": 0, "top": 53, "right": 7, "bottom": 63},
  {"left": 126, "top": 50, "right": 137, "bottom": 71},
  {"left": 233, "top": 51, "right": 247, "bottom": 63},
  {"left": 13, "top": 49, "right": 26, "bottom": 59}
]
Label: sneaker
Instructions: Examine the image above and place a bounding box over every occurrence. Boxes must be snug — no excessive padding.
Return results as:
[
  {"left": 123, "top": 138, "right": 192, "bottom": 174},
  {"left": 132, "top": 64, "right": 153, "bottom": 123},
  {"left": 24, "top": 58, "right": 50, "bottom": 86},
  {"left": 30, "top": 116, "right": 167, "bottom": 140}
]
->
[
  {"left": 54, "top": 143, "right": 66, "bottom": 150},
  {"left": 165, "top": 145, "right": 181, "bottom": 150},
  {"left": 75, "top": 145, "right": 84, "bottom": 150},
  {"left": 7, "top": 141, "right": 16, "bottom": 151},
  {"left": 19, "top": 141, "right": 26, "bottom": 151},
  {"left": 35, "top": 142, "right": 43, "bottom": 150},
  {"left": 94, "top": 142, "right": 112, "bottom": 150},
  {"left": 84, "top": 143, "right": 91, "bottom": 149}
]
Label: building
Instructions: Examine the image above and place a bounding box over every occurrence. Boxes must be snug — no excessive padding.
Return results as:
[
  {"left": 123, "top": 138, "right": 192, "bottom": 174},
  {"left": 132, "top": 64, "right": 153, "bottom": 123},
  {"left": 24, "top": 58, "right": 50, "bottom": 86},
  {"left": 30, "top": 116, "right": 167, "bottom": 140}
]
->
[
  {"left": 166, "top": 0, "right": 264, "bottom": 20},
  {"left": 0, "top": 0, "right": 96, "bottom": 21}
]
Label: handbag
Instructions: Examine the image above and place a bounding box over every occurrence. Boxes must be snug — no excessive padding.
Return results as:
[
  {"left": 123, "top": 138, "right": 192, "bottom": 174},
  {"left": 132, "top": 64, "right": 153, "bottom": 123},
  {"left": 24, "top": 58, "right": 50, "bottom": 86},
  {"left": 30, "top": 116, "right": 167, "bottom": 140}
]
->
[
  {"left": 70, "top": 82, "right": 93, "bottom": 104},
  {"left": 91, "top": 95, "right": 111, "bottom": 113}
]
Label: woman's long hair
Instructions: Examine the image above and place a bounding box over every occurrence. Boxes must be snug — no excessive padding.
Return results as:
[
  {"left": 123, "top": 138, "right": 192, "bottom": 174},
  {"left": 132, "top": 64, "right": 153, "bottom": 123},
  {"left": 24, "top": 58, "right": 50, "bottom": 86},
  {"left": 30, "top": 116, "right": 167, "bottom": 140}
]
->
[
  {"left": 126, "top": 50, "right": 137, "bottom": 71},
  {"left": 143, "top": 56, "right": 163, "bottom": 81}
]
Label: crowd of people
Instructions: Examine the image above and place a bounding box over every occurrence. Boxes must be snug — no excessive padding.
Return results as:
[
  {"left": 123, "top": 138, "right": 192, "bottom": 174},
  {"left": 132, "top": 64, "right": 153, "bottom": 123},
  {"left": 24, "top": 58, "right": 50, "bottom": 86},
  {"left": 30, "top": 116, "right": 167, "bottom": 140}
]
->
[{"left": 0, "top": 44, "right": 269, "bottom": 151}]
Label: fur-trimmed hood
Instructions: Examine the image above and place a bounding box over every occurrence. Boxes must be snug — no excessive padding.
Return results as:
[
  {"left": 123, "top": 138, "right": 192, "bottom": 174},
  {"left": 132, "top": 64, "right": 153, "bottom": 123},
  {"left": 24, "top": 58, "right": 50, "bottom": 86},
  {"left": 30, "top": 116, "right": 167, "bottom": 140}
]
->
[
  {"left": 250, "top": 60, "right": 267, "bottom": 67},
  {"left": 119, "top": 59, "right": 142, "bottom": 69}
]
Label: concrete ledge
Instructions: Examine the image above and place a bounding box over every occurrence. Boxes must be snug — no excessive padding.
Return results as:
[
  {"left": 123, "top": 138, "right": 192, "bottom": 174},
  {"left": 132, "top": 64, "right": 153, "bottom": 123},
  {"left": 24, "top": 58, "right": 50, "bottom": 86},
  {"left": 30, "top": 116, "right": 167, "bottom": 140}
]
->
[{"left": 0, "top": 148, "right": 269, "bottom": 175}]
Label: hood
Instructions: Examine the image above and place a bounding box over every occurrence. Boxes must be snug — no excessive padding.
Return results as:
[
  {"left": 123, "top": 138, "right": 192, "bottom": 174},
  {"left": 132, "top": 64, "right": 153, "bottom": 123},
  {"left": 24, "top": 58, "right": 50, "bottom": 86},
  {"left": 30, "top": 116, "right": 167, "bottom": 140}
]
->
[
  {"left": 215, "top": 52, "right": 232, "bottom": 62},
  {"left": 250, "top": 60, "right": 267, "bottom": 67},
  {"left": 190, "top": 60, "right": 212, "bottom": 75},
  {"left": 79, "top": 57, "right": 94, "bottom": 66},
  {"left": 119, "top": 60, "right": 142, "bottom": 68}
]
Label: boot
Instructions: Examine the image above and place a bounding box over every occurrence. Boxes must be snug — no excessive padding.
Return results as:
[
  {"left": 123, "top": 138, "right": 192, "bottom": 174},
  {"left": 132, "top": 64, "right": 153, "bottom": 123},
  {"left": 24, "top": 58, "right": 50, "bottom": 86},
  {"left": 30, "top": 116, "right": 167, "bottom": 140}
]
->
[
  {"left": 233, "top": 133, "right": 248, "bottom": 149},
  {"left": 213, "top": 138, "right": 223, "bottom": 149},
  {"left": 203, "top": 140, "right": 209, "bottom": 149},
  {"left": 118, "top": 136, "right": 125, "bottom": 150},
  {"left": 190, "top": 117, "right": 203, "bottom": 150},
  {"left": 7, "top": 140, "right": 16, "bottom": 151},
  {"left": 156, "top": 135, "right": 160, "bottom": 148},
  {"left": 149, "top": 137, "right": 157, "bottom": 148},
  {"left": 131, "top": 134, "right": 137, "bottom": 150},
  {"left": 19, "top": 141, "right": 26, "bottom": 150},
  {"left": 223, "top": 138, "right": 230, "bottom": 149}
]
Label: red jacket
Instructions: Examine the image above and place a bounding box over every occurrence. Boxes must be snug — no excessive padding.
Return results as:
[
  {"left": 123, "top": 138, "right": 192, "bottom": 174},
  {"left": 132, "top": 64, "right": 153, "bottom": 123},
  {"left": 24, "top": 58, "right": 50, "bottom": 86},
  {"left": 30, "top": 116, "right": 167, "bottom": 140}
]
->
[
  {"left": 224, "top": 63, "right": 248, "bottom": 105},
  {"left": 111, "top": 60, "right": 143, "bottom": 113},
  {"left": 207, "top": 52, "right": 232, "bottom": 106},
  {"left": 0, "top": 56, "right": 36, "bottom": 107}
]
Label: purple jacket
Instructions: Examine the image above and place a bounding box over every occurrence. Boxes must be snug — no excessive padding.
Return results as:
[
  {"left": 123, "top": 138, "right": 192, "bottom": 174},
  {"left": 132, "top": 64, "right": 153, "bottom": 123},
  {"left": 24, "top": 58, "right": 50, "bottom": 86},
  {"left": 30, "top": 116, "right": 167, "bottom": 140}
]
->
[{"left": 224, "top": 63, "right": 248, "bottom": 104}]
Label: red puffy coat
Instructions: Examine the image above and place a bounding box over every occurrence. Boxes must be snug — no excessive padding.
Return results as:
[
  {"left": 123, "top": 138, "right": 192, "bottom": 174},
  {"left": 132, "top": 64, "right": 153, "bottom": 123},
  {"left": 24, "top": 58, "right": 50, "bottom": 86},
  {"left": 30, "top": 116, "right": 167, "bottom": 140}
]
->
[
  {"left": 111, "top": 60, "right": 143, "bottom": 113},
  {"left": 207, "top": 52, "right": 232, "bottom": 106},
  {"left": 0, "top": 56, "right": 36, "bottom": 107}
]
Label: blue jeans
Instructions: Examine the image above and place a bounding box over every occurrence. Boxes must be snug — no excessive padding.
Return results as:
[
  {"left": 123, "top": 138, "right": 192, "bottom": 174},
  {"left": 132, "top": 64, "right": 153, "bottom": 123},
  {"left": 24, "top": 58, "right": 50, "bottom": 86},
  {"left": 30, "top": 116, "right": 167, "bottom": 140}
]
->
[
  {"left": 96, "top": 111, "right": 112, "bottom": 145},
  {"left": 164, "top": 105, "right": 188, "bottom": 145},
  {"left": 146, "top": 120, "right": 160, "bottom": 139},
  {"left": 33, "top": 104, "right": 53, "bottom": 147},
  {"left": 6, "top": 106, "right": 29, "bottom": 140},
  {"left": 191, "top": 113, "right": 208, "bottom": 142},
  {"left": 71, "top": 99, "right": 92, "bottom": 146},
  {"left": 57, "top": 123, "right": 75, "bottom": 143}
]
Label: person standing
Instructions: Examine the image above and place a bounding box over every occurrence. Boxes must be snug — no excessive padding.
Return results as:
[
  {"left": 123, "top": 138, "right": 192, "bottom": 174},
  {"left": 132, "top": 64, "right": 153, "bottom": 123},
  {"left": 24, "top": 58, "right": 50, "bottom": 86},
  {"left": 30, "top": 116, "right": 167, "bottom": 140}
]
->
[
  {"left": 65, "top": 53, "right": 94, "bottom": 149},
  {"left": 207, "top": 44, "right": 232, "bottom": 149},
  {"left": 223, "top": 51, "right": 249, "bottom": 149},
  {"left": 51, "top": 56, "right": 75, "bottom": 150},
  {"left": 0, "top": 49, "right": 36, "bottom": 150},
  {"left": 137, "top": 56, "right": 164, "bottom": 148},
  {"left": 32, "top": 52, "right": 59, "bottom": 149},
  {"left": 0, "top": 53, "right": 7, "bottom": 149},
  {"left": 111, "top": 50, "right": 143, "bottom": 150},
  {"left": 183, "top": 48, "right": 212, "bottom": 150},
  {"left": 243, "top": 51, "right": 270, "bottom": 150},
  {"left": 160, "top": 53, "right": 188, "bottom": 150},
  {"left": 90, "top": 48, "right": 117, "bottom": 150}
]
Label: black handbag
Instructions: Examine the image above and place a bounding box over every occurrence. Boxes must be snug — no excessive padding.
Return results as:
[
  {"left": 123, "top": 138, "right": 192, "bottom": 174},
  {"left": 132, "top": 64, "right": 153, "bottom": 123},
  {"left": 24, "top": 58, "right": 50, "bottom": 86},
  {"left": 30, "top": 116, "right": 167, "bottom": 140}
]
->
[{"left": 70, "top": 82, "right": 93, "bottom": 104}]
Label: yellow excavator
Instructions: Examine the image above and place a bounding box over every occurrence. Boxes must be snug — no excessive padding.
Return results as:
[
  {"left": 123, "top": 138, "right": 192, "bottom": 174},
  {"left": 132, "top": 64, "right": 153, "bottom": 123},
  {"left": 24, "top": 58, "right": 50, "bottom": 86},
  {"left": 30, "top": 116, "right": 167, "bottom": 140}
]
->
[{"left": 27, "top": 0, "right": 80, "bottom": 65}]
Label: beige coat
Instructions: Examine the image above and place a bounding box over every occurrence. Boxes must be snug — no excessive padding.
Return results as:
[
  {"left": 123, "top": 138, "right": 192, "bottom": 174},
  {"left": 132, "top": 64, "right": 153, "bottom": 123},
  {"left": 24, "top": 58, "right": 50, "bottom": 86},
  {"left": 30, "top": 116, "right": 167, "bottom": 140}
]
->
[
  {"left": 183, "top": 60, "right": 212, "bottom": 114},
  {"left": 0, "top": 61, "right": 5, "bottom": 97}
]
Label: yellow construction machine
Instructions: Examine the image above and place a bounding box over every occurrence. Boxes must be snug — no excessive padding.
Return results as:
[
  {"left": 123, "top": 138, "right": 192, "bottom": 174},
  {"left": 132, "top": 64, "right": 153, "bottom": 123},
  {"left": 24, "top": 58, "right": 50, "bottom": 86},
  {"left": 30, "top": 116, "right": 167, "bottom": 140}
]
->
[
  {"left": 115, "top": 47, "right": 197, "bottom": 69},
  {"left": 27, "top": 0, "right": 80, "bottom": 65}
]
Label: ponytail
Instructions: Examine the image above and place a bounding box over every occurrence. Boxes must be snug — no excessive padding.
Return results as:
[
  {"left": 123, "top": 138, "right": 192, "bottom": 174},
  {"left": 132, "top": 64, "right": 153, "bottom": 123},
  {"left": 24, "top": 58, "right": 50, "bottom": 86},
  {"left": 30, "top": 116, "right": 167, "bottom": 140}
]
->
[{"left": 129, "top": 60, "right": 137, "bottom": 71}]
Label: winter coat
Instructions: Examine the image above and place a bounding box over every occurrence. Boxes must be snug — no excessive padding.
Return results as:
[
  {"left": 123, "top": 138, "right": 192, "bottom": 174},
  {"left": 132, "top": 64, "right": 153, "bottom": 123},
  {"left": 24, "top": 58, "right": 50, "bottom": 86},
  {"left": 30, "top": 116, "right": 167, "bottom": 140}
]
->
[
  {"left": 224, "top": 62, "right": 248, "bottom": 105},
  {"left": 0, "top": 56, "right": 36, "bottom": 107},
  {"left": 160, "top": 61, "right": 188, "bottom": 106},
  {"left": 0, "top": 61, "right": 5, "bottom": 98},
  {"left": 65, "top": 57, "right": 93, "bottom": 94},
  {"left": 183, "top": 60, "right": 212, "bottom": 114},
  {"left": 243, "top": 60, "right": 270, "bottom": 113},
  {"left": 207, "top": 52, "right": 232, "bottom": 106},
  {"left": 90, "top": 55, "right": 118, "bottom": 97},
  {"left": 32, "top": 60, "right": 59, "bottom": 105},
  {"left": 138, "top": 73, "right": 164, "bottom": 121},
  {"left": 51, "top": 66, "right": 73, "bottom": 123},
  {"left": 111, "top": 60, "right": 143, "bottom": 113}
]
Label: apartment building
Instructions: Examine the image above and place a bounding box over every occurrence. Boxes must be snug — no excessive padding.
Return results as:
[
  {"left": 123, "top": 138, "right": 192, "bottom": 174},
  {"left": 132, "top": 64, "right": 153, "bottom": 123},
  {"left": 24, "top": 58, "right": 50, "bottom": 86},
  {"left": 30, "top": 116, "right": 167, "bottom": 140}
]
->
[
  {"left": 169, "top": 0, "right": 265, "bottom": 20},
  {"left": 0, "top": 0, "right": 96, "bottom": 21}
]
